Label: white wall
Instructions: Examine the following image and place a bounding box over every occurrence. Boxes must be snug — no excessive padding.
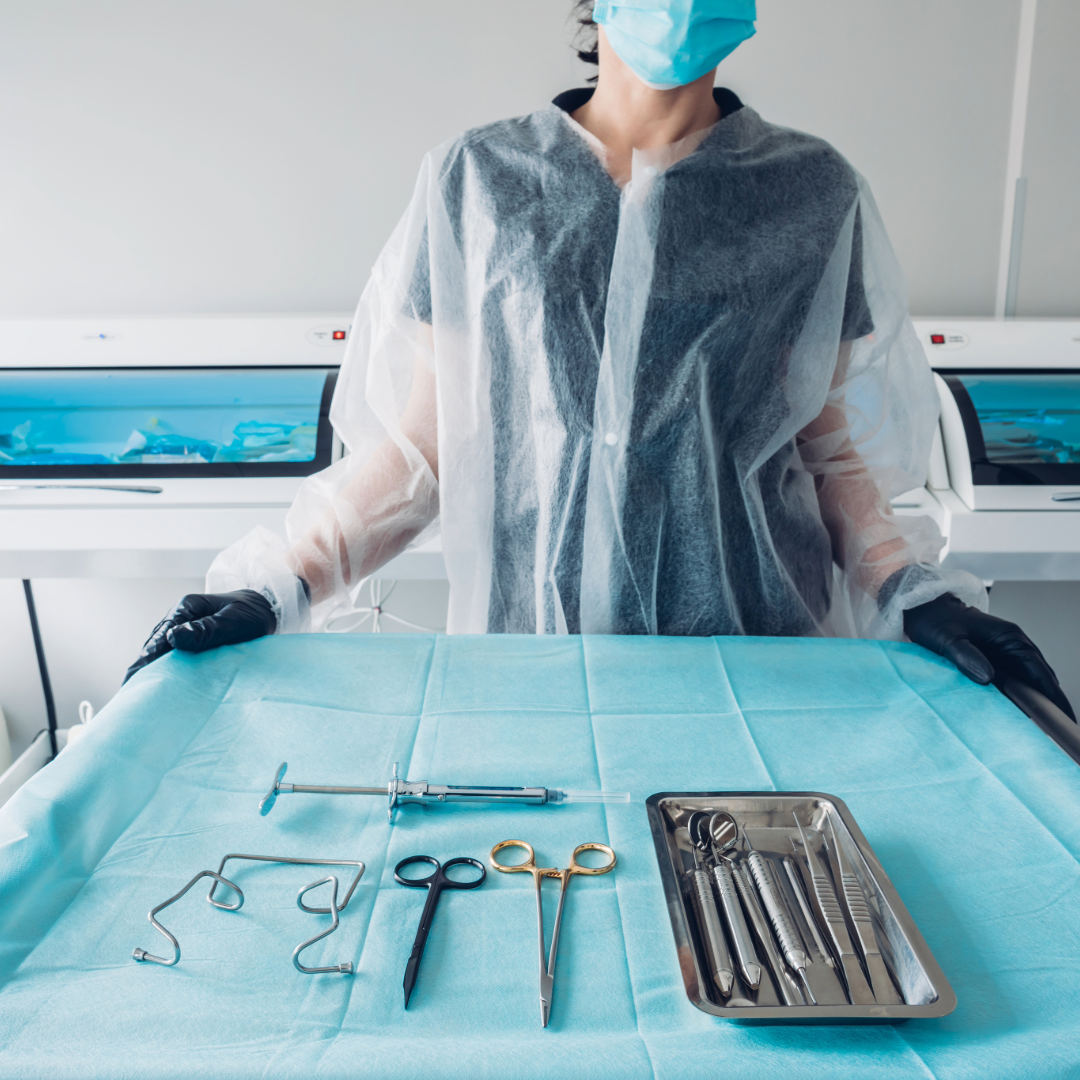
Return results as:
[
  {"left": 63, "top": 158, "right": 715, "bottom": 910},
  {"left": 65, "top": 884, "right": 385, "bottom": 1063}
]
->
[
  {"left": 0, "top": 0, "right": 579, "bottom": 317},
  {"left": 720, "top": 1, "right": 1022, "bottom": 317},
  {"left": 1, "top": 0, "right": 1076, "bottom": 319},
  {"left": 1016, "top": 0, "right": 1080, "bottom": 316}
]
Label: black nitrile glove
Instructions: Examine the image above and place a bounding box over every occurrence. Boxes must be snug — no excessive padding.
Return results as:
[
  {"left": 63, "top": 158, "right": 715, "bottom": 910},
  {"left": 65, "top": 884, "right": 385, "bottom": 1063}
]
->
[
  {"left": 904, "top": 592, "right": 1075, "bottom": 721},
  {"left": 124, "top": 589, "right": 277, "bottom": 683}
]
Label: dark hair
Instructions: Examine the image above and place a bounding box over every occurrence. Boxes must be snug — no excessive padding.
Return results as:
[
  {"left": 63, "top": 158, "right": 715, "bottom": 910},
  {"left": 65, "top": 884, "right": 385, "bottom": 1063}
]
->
[{"left": 572, "top": 0, "right": 599, "bottom": 81}]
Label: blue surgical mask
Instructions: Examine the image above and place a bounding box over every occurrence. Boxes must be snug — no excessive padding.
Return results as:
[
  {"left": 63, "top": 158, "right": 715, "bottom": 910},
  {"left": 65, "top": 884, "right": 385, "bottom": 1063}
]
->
[{"left": 592, "top": 0, "right": 756, "bottom": 90}]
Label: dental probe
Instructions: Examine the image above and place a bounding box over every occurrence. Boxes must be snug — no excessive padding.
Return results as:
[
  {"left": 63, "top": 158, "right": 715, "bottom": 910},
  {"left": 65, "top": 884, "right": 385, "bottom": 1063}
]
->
[
  {"left": 782, "top": 852, "right": 835, "bottom": 969},
  {"left": 259, "top": 762, "right": 630, "bottom": 823},
  {"left": 730, "top": 860, "right": 802, "bottom": 1007},
  {"left": 744, "top": 840, "right": 817, "bottom": 1005}
]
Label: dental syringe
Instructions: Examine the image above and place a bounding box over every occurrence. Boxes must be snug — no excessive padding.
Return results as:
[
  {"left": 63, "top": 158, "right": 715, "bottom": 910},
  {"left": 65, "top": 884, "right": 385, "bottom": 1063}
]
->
[{"left": 259, "top": 762, "right": 630, "bottom": 823}]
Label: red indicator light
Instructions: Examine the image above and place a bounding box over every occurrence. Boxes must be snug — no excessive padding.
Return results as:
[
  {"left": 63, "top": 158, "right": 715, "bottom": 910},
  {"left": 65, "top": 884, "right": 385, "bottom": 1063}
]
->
[
  {"left": 930, "top": 333, "right": 945, "bottom": 345},
  {"left": 332, "top": 330, "right": 346, "bottom": 340}
]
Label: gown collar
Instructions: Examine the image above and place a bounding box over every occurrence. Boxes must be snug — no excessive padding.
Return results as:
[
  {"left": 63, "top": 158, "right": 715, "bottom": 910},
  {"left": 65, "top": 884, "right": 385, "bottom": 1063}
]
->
[
  {"left": 550, "top": 87, "right": 748, "bottom": 187},
  {"left": 551, "top": 86, "right": 744, "bottom": 117}
]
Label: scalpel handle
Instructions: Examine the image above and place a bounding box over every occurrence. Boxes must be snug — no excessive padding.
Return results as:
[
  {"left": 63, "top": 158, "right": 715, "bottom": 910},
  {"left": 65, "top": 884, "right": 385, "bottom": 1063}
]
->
[
  {"left": 712, "top": 860, "right": 761, "bottom": 989},
  {"left": 688, "top": 869, "right": 734, "bottom": 998}
]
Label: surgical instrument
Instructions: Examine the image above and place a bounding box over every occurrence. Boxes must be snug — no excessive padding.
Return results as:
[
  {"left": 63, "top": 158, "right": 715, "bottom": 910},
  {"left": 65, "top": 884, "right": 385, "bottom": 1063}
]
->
[
  {"left": 132, "top": 870, "right": 242, "bottom": 967},
  {"left": 260, "top": 761, "right": 630, "bottom": 823},
  {"left": 207, "top": 853, "right": 366, "bottom": 914},
  {"left": 686, "top": 810, "right": 709, "bottom": 851},
  {"left": 293, "top": 875, "right": 351, "bottom": 974},
  {"left": 792, "top": 816, "right": 875, "bottom": 1005},
  {"left": 684, "top": 816, "right": 734, "bottom": 998},
  {"left": 744, "top": 837, "right": 817, "bottom": 1005},
  {"left": 783, "top": 852, "right": 835, "bottom": 969},
  {"left": 211, "top": 853, "right": 364, "bottom": 973},
  {"left": 686, "top": 860, "right": 733, "bottom": 997},
  {"left": 394, "top": 855, "right": 486, "bottom": 1007},
  {"left": 490, "top": 839, "right": 616, "bottom": 1027},
  {"left": 686, "top": 812, "right": 739, "bottom": 995},
  {"left": 824, "top": 817, "right": 903, "bottom": 1005},
  {"left": 730, "top": 859, "right": 802, "bottom": 1006},
  {"left": 705, "top": 815, "right": 761, "bottom": 991},
  {"left": 133, "top": 854, "right": 365, "bottom": 974},
  {"left": 707, "top": 812, "right": 738, "bottom": 853}
]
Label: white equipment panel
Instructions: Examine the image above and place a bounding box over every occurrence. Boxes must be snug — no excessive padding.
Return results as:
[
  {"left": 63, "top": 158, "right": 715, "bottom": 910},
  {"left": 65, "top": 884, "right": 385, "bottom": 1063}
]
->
[
  {"left": 0, "top": 316, "right": 446, "bottom": 580},
  {"left": 3, "top": 315, "right": 1072, "bottom": 584},
  {"left": 911, "top": 318, "right": 1080, "bottom": 581}
]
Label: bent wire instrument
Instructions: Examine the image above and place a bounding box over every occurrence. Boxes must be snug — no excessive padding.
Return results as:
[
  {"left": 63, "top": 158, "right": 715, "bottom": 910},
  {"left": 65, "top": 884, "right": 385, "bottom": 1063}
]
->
[
  {"left": 259, "top": 761, "right": 630, "bottom": 823},
  {"left": 132, "top": 853, "right": 365, "bottom": 974},
  {"left": 490, "top": 839, "right": 616, "bottom": 1028}
]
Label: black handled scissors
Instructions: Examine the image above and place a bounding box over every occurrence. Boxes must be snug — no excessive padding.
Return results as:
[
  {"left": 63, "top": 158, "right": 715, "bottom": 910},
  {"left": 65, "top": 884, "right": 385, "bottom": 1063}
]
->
[{"left": 394, "top": 855, "right": 486, "bottom": 1007}]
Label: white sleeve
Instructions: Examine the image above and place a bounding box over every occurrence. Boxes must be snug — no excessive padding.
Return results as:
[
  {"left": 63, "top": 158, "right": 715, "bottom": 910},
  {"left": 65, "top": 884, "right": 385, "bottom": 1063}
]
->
[
  {"left": 797, "top": 177, "right": 986, "bottom": 639},
  {"left": 205, "top": 154, "right": 441, "bottom": 633}
]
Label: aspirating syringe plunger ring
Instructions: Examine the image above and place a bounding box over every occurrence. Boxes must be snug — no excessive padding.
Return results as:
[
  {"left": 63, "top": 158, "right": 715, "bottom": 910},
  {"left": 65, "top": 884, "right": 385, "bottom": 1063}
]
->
[
  {"left": 258, "top": 762, "right": 630, "bottom": 823},
  {"left": 258, "top": 762, "right": 386, "bottom": 817}
]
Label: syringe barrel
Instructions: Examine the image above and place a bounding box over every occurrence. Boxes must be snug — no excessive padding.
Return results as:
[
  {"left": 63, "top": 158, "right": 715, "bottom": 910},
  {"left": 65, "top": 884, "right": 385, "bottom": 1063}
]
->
[
  {"left": 393, "top": 784, "right": 630, "bottom": 805},
  {"left": 549, "top": 789, "right": 631, "bottom": 804},
  {"left": 397, "top": 783, "right": 549, "bottom": 805}
]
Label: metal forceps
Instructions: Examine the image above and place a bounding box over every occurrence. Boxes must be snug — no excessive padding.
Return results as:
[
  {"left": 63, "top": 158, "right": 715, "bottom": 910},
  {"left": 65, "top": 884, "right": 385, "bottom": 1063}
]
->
[
  {"left": 490, "top": 839, "right": 617, "bottom": 1028},
  {"left": 394, "top": 855, "right": 487, "bottom": 1007}
]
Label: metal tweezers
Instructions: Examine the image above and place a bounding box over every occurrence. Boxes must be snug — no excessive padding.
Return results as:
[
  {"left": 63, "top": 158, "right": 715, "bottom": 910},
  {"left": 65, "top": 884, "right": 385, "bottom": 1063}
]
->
[{"left": 132, "top": 853, "right": 365, "bottom": 974}]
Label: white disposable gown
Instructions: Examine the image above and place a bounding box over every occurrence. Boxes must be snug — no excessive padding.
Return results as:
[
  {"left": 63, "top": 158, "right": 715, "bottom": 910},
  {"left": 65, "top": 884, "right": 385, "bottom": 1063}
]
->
[{"left": 208, "top": 88, "right": 985, "bottom": 640}]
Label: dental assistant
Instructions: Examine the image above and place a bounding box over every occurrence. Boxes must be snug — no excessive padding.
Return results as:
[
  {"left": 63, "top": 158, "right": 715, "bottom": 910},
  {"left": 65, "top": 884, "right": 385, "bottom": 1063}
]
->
[{"left": 126, "top": 0, "right": 1074, "bottom": 719}]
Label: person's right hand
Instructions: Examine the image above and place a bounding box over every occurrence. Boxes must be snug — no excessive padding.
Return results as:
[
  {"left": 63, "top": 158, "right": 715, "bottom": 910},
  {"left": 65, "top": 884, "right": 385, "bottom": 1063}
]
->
[
  {"left": 124, "top": 590, "right": 277, "bottom": 683},
  {"left": 904, "top": 592, "right": 1076, "bottom": 721}
]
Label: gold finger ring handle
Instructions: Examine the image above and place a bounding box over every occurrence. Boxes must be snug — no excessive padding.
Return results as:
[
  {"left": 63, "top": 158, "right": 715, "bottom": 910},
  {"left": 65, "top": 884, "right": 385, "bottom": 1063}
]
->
[
  {"left": 490, "top": 839, "right": 536, "bottom": 872},
  {"left": 569, "top": 842, "right": 617, "bottom": 875}
]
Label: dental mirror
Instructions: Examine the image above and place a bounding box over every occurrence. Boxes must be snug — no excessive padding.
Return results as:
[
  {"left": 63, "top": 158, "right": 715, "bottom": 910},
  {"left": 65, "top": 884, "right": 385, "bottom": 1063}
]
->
[
  {"left": 708, "top": 812, "right": 738, "bottom": 856},
  {"left": 686, "top": 811, "right": 711, "bottom": 854}
]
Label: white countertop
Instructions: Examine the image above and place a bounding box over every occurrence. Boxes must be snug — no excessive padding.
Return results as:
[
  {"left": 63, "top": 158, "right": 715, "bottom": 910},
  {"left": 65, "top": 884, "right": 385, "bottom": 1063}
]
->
[
  {"left": 0, "top": 478, "right": 446, "bottom": 579},
  {"left": 1, "top": 479, "right": 1076, "bottom": 583}
]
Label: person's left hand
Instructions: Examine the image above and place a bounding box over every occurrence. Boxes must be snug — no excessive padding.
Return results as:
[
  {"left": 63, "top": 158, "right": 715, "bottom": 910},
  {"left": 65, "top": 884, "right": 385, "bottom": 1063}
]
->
[{"left": 904, "top": 592, "right": 1075, "bottom": 720}]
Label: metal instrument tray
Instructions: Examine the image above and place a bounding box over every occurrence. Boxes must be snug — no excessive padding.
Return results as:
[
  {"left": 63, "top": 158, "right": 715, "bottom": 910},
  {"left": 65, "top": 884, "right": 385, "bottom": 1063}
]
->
[{"left": 646, "top": 791, "right": 956, "bottom": 1020}]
